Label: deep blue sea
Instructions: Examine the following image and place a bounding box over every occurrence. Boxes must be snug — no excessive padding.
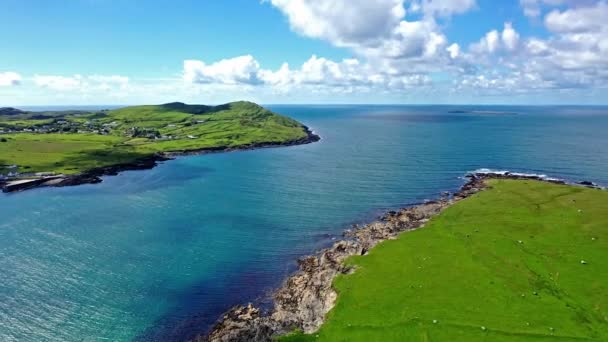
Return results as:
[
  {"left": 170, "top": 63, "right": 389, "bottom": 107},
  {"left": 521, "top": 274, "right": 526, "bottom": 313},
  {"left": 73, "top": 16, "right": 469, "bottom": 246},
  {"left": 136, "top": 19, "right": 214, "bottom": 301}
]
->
[{"left": 1, "top": 105, "right": 607, "bottom": 341}]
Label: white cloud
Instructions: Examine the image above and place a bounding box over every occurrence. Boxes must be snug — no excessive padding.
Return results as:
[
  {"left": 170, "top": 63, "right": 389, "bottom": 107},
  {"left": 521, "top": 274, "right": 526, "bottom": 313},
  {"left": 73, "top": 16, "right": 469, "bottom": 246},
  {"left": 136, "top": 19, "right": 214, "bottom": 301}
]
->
[
  {"left": 184, "top": 55, "right": 263, "bottom": 85},
  {"left": 530, "top": 2, "right": 608, "bottom": 73},
  {"left": 267, "top": 0, "right": 405, "bottom": 47},
  {"left": 296, "top": 56, "right": 363, "bottom": 85},
  {"left": 468, "top": 22, "right": 520, "bottom": 56},
  {"left": 183, "top": 54, "right": 431, "bottom": 93},
  {"left": 471, "top": 29, "right": 500, "bottom": 54},
  {"left": 355, "top": 19, "right": 447, "bottom": 62},
  {"left": 502, "top": 23, "right": 520, "bottom": 51},
  {"left": 258, "top": 62, "right": 292, "bottom": 86},
  {"left": 410, "top": 0, "right": 477, "bottom": 17},
  {"left": 525, "top": 38, "right": 550, "bottom": 56},
  {"left": 545, "top": 2, "right": 608, "bottom": 33},
  {"left": 0, "top": 72, "right": 22, "bottom": 87},
  {"left": 184, "top": 2, "right": 608, "bottom": 99},
  {"left": 519, "top": 0, "right": 598, "bottom": 18},
  {"left": 446, "top": 43, "right": 461, "bottom": 59},
  {"left": 458, "top": 2, "right": 608, "bottom": 96},
  {"left": 267, "top": 0, "right": 461, "bottom": 75}
]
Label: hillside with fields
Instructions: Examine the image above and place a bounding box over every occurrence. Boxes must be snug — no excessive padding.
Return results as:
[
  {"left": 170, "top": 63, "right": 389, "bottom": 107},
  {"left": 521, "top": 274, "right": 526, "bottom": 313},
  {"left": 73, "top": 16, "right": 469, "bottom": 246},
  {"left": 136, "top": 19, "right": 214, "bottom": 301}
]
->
[{"left": 0, "top": 101, "right": 317, "bottom": 179}]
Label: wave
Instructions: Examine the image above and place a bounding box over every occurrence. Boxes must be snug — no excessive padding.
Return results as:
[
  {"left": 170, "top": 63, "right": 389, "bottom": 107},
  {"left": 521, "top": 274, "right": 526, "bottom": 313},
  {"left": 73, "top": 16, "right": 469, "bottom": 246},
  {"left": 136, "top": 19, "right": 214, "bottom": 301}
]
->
[{"left": 469, "top": 168, "right": 604, "bottom": 189}]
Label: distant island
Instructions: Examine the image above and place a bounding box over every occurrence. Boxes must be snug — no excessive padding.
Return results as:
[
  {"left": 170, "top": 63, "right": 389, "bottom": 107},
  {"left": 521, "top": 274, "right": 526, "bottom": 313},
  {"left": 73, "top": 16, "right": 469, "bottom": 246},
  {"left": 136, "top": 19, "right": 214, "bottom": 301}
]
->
[
  {"left": 448, "top": 109, "right": 518, "bottom": 115},
  {"left": 0, "top": 101, "right": 319, "bottom": 192}
]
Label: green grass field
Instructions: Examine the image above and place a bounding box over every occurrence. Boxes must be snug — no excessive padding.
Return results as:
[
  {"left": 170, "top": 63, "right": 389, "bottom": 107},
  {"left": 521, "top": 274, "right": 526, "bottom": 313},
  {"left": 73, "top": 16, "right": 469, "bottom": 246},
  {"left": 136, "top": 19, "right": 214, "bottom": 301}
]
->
[
  {"left": 282, "top": 180, "right": 608, "bottom": 341},
  {"left": 0, "top": 101, "right": 310, "bottom": 175},
  {"left": 0, "top": 133, "right": 144, "bottom": 174}
]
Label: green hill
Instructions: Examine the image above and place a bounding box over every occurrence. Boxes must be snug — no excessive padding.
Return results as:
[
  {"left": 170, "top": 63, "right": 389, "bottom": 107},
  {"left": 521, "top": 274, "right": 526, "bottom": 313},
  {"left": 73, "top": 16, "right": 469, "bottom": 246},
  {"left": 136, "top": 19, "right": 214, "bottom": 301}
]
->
[{"left": 0, "top": 101, "right": 316, "bottom": 176}]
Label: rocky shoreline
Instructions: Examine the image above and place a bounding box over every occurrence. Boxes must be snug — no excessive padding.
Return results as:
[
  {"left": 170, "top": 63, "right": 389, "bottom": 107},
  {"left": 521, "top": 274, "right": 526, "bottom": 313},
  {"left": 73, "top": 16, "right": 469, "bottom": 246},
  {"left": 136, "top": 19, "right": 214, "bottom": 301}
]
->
[
  {"left": 200, "top": 172, "right": 603, "bottom": 342},
  {"left": 0, "top": 127, "right": 320, "bottom": 193}
]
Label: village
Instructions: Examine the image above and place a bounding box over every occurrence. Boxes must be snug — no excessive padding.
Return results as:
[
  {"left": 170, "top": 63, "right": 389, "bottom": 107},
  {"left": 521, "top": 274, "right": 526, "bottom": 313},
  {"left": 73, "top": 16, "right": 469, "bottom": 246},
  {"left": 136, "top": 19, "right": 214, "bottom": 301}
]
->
[
  {"left": 0, "top": 116, "right": 211, "bottom": 187},
  {"left": 0, "top": 118, "right": 113, "bottom": 135},
  {"left": 0, "top": 116, "right": 206, "bottom": 141}
]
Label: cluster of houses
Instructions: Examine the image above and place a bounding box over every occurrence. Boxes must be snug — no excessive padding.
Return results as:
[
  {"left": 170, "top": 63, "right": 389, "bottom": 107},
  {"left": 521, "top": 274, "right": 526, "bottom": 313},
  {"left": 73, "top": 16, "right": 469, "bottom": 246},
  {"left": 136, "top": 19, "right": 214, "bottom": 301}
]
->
[
  {"left": 0, "top": 119, "right": 113, "bottom": 135},
  {"left": 0, "top": 117, "right": 207, "bottom": 141}
]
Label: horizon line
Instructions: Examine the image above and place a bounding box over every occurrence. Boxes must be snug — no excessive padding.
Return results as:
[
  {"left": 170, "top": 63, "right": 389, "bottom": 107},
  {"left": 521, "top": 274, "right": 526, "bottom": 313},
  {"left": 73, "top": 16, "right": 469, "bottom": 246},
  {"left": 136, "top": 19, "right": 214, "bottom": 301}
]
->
[{"left": 5, "top": 103, "right": 608, "bottom": 108}]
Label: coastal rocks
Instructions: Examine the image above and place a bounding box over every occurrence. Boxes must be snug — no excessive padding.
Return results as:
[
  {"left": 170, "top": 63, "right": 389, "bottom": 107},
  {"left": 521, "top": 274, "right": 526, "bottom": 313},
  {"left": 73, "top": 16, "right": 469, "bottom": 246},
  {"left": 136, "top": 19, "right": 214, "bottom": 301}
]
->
[
  {"left": 1, "top": 155, "right": 171, "bottom": 193},
  {"left": 271, "top": 240, "right": 362, "bottom": 333},
  {"left": 202, "top": 241, "right": 363, "bottom": 342},
  {"left": 58, "top": 155, "right": 173, "bottom": 187},
  {"left": 470, "top": 170, "right": 566, "bottom": 185},
  {"left": 578, "top": 181, "right": 603, "bottom": 189},
  {"left": 203, "top": 305, "right": 277, "bottom": 342}
]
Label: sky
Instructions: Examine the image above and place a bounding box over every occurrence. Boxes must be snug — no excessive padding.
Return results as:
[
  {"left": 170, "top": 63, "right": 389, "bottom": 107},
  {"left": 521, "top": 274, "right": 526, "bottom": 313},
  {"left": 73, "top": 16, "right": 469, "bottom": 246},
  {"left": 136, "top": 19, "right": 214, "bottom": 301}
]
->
[{"left": 1, "top": 0, "right": 607, "bottom": 105}]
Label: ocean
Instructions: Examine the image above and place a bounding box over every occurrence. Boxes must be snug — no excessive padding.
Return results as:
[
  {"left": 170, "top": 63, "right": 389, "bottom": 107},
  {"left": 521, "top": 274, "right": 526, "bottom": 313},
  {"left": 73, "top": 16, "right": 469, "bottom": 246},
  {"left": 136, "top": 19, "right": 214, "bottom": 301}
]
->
[{"left": 1, "top": 105, "right": 607, "bottom": 341}]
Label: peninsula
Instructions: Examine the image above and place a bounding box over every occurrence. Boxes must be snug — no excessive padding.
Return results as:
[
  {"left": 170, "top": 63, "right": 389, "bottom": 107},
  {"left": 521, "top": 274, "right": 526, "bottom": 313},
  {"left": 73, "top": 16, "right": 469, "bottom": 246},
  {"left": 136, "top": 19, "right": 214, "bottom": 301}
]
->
[
  {"left": 0, "top": 101, "right": 319, "bottom": 192},
  {"left": 204, "top": 173, "right": 608, "bottom": 342}
]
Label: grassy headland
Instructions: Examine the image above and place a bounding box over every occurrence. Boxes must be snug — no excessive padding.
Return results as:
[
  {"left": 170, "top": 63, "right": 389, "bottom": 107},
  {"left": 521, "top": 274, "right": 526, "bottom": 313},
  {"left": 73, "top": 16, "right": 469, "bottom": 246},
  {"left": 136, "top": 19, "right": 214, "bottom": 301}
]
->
[
  {"left": 0, "top": 101, "right": 315, "bottom": 178},
  {"left": 281, "top": 179, "right": 608, "bottom": 341}
]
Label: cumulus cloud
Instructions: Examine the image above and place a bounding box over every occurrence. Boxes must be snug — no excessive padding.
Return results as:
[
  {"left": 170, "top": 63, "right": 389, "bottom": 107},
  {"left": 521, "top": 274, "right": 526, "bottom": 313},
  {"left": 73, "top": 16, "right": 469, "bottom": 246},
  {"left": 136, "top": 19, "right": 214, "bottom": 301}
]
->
[
  {"left": 502, "top": 23, "right": 520, "bottom": 51},
  {"left": 0, "top": 72, "right": 22, "bottom": 87},
  {"left": 528, "top": 2, "right": 608, "bottom": 74},
  {"left": 544, "top": 2, "right": 607, "bottom": 33},
  {"left": 468, "top": 22, "right": 522, "bottom": 58},
  {"left": 471, "top": 30, "right": 500, "bottom": 54},
  {"left": 446, "top": 43, "right": 460, "bottom": 59},
  {"left": 519, "top": 0, "right": 599, "bottom": 18},
  {"left": 184, "top": 55, "right": 264, "bottom": 85},
  {"left": 367, "top": 19, "right": 447, "bottom": 59},
  {"left": 458, "top": 1, "right": 608, "bottom": 96},
  {"left": 267, "top": 0, "right": 405, "bottom": 47},
  {"left": 183, "top": 54, "right": 431, "bottom": 93},
  {"left": 266, "top": 0, "right": 459, "bottom": 75},
  {"left": 183, "top": 1, "right": 605, "bottom": 99}
]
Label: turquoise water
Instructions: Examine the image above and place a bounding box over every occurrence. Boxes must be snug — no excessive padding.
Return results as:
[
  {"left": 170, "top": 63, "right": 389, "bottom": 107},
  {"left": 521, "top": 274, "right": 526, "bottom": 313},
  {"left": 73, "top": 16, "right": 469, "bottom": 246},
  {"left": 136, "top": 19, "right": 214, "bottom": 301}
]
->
[{"left": 1, "top": 105, "right": 607, "bottom": 341}]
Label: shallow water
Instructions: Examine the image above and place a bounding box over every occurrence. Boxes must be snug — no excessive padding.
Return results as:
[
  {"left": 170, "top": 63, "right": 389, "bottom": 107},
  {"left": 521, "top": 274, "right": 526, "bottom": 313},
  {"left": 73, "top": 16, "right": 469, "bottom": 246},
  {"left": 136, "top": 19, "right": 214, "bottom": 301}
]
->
[{"left": 1, "top": 105, "right": 607, "bottom": 341}]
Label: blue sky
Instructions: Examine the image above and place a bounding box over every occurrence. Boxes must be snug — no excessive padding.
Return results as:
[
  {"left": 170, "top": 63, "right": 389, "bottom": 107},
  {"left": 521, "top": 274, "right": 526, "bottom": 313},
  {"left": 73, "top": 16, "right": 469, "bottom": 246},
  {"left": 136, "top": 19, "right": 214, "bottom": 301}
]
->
[{"left": 1, "top": 0, "right": 607, "bottom": 105}]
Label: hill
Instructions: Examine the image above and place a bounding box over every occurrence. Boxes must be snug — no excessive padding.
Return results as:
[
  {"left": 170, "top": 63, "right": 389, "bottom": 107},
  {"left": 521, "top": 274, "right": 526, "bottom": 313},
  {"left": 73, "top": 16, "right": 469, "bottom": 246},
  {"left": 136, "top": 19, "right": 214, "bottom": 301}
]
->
[{"left": 0, "top": 101, "right": 318, "bottom": 181}]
